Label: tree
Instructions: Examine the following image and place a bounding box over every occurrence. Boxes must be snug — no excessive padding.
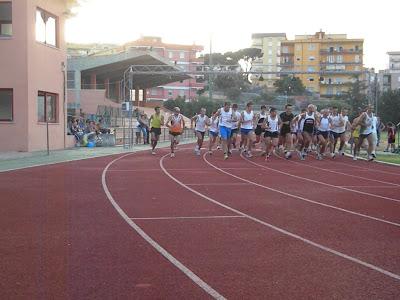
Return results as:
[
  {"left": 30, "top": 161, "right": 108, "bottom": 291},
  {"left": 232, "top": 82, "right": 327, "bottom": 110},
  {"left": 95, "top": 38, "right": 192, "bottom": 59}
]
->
[
  {"left": 379, "top": 89, "right": 400, "bottom": 124},
  {"left": 346, "top": 75, "right": 368, "bottom": 118},
  {"left": 273, "top": 76, "right": 306, "bottom": 95}
]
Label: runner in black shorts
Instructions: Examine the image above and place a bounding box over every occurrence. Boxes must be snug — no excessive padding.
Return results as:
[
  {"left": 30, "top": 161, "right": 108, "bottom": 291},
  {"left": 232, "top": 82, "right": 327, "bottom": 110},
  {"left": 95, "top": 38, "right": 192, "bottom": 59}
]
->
[{"left": 279, "top": 104, "right": 295, "bottom": 159}]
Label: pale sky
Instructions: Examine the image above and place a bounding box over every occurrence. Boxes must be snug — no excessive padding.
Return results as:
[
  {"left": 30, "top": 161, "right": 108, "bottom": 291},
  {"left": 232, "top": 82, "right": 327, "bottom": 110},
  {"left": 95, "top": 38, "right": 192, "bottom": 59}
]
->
[{"left": 66, "top": 0, "right": 400, "bottom": 70}]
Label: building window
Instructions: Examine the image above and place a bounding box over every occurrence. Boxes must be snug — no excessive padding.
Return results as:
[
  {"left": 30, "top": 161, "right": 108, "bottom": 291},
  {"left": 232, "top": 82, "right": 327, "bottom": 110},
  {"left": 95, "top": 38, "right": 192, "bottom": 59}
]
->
[
  {"left": 296, "top": 45, "right": 301, "bottom": 51},
  {"left": 398, "top": 76, "right": 400, "bottom": 82},
  {"left": 268, "top": 49, "right": 272, "bottom": 55},
  {"left": 168, "top": 51, "right": 173, "bottom": 59},
  {"left": 268, "top": 58, "right": 272, "bottom": 64},
  {"left": 38, "top": 91, "right": 57, "bottom": 123},
  {"left": 327, "top": 87, "right": 334, "bottom": 95},
  {"left": 329, "top": 47, "right": 334, "bottom": 53},
  {"left": 282, "top": 46, "right": 289, "bottom": 54},
  {"left": 308, "top": 44, "right": 315, "bottom": 51},
  {"left": 0, "top": 89, "right": 13, "bottom": 121},
  {"left": 355, "top": 45, "right": 359, "bottom": 51},
  {"left": 355, "top": 55, "right": 360, "bottom": 63},
  {"left": 308, "top": 78, "right": 314, "bottom": 82},
  {"left": 309, "top": 56, "right": 315, "bottom": 61},
  {"left": 328, "top": 55, "right": 335, "bottom": 63},
  {"left": 338, "top": 46, "right": 343, "bottom": 52},
  {"left": 337, "top": 55, "right": 343, "bottom": 63},
  {"left": 36, "top": 8, "right": 58, "bottom": 47},
  {"left": 67, "top": 71, "right": 75, "bottom": 89},
  {"left": 307, "top": 67, "right": 315, "bottom": 72},
  {"left": 268, "top": 41, "right": 273, "bottom": 46},
  {"left": 0, "top": 2, "right": 12, "bottom": 37},
  {"left": 355, "top": 66, "right": 360, "bottom": 71},
  {"left": 180, "top": 51, "right": 184, "bottom": 59},
  {"left": 151, "top": 88, "right": 158, "bottom": 96}
]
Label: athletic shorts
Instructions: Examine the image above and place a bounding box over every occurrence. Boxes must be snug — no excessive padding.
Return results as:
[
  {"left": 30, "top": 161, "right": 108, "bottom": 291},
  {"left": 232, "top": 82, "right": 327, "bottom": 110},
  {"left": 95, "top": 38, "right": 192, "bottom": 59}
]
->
[
  {"left": 230, "top": 128, "right": 239, "bottom": 137},
  {"left": 330, "top": 131, "right": 345, "bottom": 139},
  {"left": 280, "top": 127, "right": 291, "bottom": 136},
  {"left": 150, "top": 127, "right": 161, "bottom": 136},
  {"left": 264, "top": 131, "right": 279, "bottom": 138},
  {"left": 240, "top": 128, "right": 253, "bottom": 136},
  {"left": 317, "top": 131, "right": 329, "bottom": 139},
  {"left": 219, "top": 126, "right": 232, "bottom": 140},
  {"left": 169, "top": 131, "right": 181, "bottom": 137},
  {"left": 303, "top": 128, "right": 314, "bottom": 135},
  {"left": 255, "top": 126, "right": 265, "bottom": 136},
  {"left": 196, "top": 130, "right": 205, "bottom": 139},
  {"left": 209, "top": 130, "right": 219, "bottom": 137},
  {"left": 388, "top": 137, "right": 396, "bottom": 144},
  {"left": 359, "top": 132, "right": 372, "bottom": 139}
]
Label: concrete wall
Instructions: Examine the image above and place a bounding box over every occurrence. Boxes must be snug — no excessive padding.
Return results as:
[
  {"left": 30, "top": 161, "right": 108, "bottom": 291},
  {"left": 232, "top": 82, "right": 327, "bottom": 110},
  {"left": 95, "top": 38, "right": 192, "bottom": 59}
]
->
[
  {"left": 0, "top": 0, "right": 67, "bottom": 152},
  {"left": 0, "top": 0, "right": 29, "bottom": 151}
]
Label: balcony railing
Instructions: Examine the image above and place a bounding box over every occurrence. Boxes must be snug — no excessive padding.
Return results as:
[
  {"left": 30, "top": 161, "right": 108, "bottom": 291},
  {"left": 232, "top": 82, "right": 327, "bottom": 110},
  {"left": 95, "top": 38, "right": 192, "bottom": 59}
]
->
[
  {"left": 320, "top": 49, "right": 362, "bottom": 54},
  {"left": 320, "top": 81, "right": 352, "bottom": 85},
  {"left": 278, "top": 52, "right": 294, "bottom": 56}
]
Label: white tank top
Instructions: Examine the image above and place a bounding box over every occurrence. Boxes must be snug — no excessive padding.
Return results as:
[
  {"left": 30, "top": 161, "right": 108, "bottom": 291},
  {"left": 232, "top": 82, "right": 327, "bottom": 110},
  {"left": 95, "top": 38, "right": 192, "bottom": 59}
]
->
[
  {"left": 298, "top": 118, "right": 305, "bottom": 132},
  {"left": 219, "top": 108, "right": 233, "bottom": 128},
  {"left": 231, "top": 111, "right": 241, "bottom": 129},
  {"left": 267, "top": 115, "right": 279, "bottom": 132},
  {"left": 336, "top": 115, "right": 348, "bottom": 133},
  {"left": 330, "top": 114, "right": 343, "bottom": 133},
  {"left": 209, "top": 116, "right": 219, "bottom": 132},
  {"left": 195, "top": 115, "right": 207, "bottom": 132},
  {"left": 241, "top": 111, "right": 254, "bottom": 130},
  {"left": 361, "top": 113, "right": 373, "bottom": 135},
  {"left": 319, "top": 117, "right": 330, "bottom": 132}
]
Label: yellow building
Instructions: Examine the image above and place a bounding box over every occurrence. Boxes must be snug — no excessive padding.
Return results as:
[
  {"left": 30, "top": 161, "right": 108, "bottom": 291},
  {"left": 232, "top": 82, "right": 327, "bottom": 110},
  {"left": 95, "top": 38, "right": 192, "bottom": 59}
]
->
[
  {"left": 251, "top": 33, "right": 287, "bottom": 89},
  {"left": 280, "top": 31, "right": 364, "bottom": 97}
]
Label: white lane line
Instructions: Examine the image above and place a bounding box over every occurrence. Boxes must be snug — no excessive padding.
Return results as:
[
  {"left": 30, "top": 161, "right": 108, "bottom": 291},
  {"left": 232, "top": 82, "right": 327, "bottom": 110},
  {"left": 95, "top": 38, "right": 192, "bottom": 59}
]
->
[
  {"left": 185, "top": 183, "right": 249, "bottom": 186},
  {"left": 102, "top": 153, "right": 226, "bottom": 300},
  {"left": 247, "top": 154, "right": 400, "bottom": 204},
  {"left": 131, "top": 215, "right": 245, "bottom": 220},
  {"left": 278, "top": 154, "right": 400, "bottom": 188},
  {"left": 160, "top": 154, "right": 400, "bottom": 281},
  {"left": 335, "top": 161, "right": 400, "bottom": 176},
  {"left": 339, "top": 185, "right": 399, "bottom": 189},
  {"left": 343, "top": 153, "right": 400, "bottom": 170},
  {"left": 204, "top": 154, "right": 400, "bottom": 228}
]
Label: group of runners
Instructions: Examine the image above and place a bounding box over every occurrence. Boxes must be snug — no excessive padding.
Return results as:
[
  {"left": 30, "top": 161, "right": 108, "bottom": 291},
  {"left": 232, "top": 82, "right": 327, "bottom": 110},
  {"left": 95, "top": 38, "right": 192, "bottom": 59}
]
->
[{"left": 148, "top": 102, "right": 380, "bottom": 161}]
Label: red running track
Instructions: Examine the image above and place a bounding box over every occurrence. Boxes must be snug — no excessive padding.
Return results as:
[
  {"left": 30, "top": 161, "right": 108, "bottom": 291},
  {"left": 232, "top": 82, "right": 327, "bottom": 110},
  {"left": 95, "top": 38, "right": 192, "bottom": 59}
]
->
[{"left": 1, "top": 146, "right": 400, "bottom": 299}]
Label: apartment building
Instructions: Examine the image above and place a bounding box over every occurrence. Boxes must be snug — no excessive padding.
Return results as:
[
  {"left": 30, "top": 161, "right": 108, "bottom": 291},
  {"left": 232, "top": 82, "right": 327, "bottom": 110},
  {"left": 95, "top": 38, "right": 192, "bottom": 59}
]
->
[
  {"left": 251, "top": 33, "right": 287, "bottom": 88},
  {"left": 280, "top": 31, "right": 364, "bottom": 97},
  {"left": 378, "top": 52, "right": 400, "bottom": 92},
  {"left": 0, "top": 0, "right": 68, "bottom": 152}
]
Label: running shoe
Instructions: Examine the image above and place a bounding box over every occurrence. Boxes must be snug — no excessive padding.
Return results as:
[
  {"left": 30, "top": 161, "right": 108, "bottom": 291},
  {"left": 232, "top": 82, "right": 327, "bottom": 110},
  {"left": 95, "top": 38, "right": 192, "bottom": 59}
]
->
[
  {"left": 217, "top": 146, "right": 221, "bottom": 150},
  {"left": 208, "top": 150, "right": 213, "bottom": 155},
  {"left": 371, "top": 153, "right": 376, "bottom": 159},
  {"left": 170, "top": 153, "right": 175, "bottom": 158},
  {"left": 317, "top": 154, "right": 323, "bottom": 160},
  {"left": 331, "top": 153, "right": 336, "bottom": 159},
  {"left": 224, "top": 153, "right": 229, "bottom": 160},
  {"left": 353, "top": 156, "right": 357, "bottom": 161},
  {"left": 300, "top": 153, "right": 306, "bottom": 161},
  {"left": 196, "top": 150, "right": 201, "bottom": 156},
  {"left": 151, "top": 150, "right": 156, "bottom": 155},
  {"left": 285, "top": 151, "right": 292, "bottom": 159},
  {"left": 247, "top": 152, "right": 253, "bottom": 158},
  {"left": 368, "top": 155, "right": 374, "bottom": 161},
  {"left": 260, "top": 151, "right": 267, "bottom": 157},
  {"left": 338, "top": 150, "right": 344, "bottom": 156},
  {"left": 265, "top": 154, "right": 270, "bottom": 161}
]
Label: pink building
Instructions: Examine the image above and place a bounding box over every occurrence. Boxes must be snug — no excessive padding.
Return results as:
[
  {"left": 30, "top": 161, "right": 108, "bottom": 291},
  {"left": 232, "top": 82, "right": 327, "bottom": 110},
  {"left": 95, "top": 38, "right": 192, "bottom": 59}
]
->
[
  {"left": 125, "top": 37, "right": 205, "bottom": 101},
  {"left": 0, "top": 0, "right": 68, "bottom": 152}
]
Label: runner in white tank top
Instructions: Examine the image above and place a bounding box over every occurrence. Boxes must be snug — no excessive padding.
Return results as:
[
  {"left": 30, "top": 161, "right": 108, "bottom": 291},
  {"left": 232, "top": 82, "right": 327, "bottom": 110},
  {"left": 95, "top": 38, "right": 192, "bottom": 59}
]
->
[
  {"left": 230, "top": 104, "right": 242, "bottom": 150},
  {"left": 207, "top": 111, "right": 220, "bottom": 155},
  {"left": 316, "top": 109, "right": 332, "bottom": 160},
  {"left": 191, "top": 108, "right": 209, "bottom": 156},
  {"left": 263, "top": 107, "right": 281, "bottom": 160},
  {"left": 354, "top": 105, "right": 375, "bottom": 161},
  {"left": 240, "top": 102, "right": 256, "bottom": 158}
]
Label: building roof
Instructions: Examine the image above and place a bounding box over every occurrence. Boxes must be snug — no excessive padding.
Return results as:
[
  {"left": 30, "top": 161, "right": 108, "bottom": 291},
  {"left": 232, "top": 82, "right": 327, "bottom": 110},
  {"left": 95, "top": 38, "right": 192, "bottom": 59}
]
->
[
  {"left": 388, "top": 51, "right": 400, "bottom": 55},
  {"left": 251, "top": 33, "right": 287, "bottom": 39},
  {"left": 68, "top": 49, "right": 190, "bottom": 89},
  {"left": 124, "top": 37, "right": 204, "bottom": 51}
]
